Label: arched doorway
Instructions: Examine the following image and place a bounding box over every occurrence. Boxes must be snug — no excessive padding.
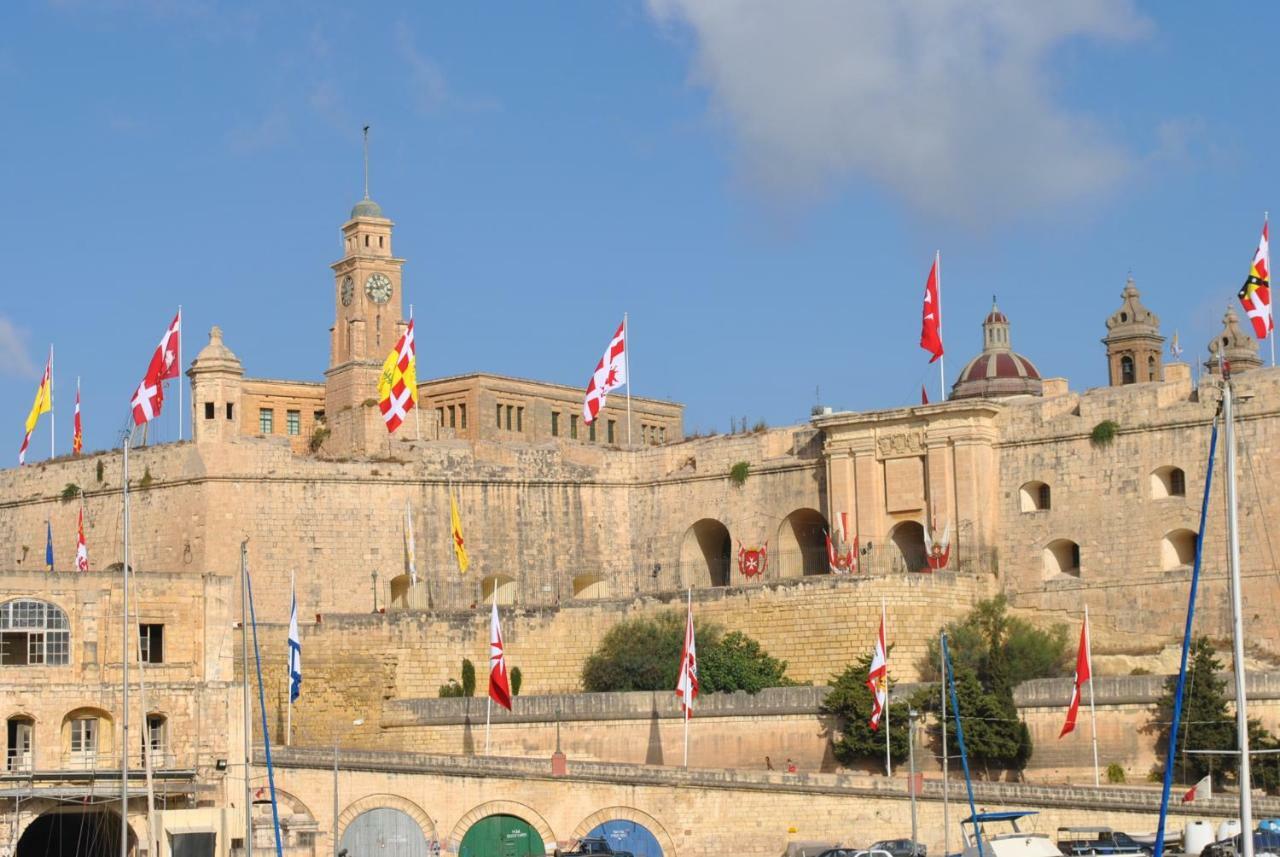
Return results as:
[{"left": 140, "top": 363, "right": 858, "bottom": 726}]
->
[
  {"left": 459, "top": 814, "right": 547, "bottom": 857},
  {"left": 18, "top": 808, "right": 135, "bottom": 857},
  {"left": 890, "top": 521, "right": 927, "bottom": 572},
  {"left": 341, "top": 807, "right": 431, "bottom": 857},
  {"left": 775, "top": 508, "right": 829, "bottom": 577},
  {"left": 679, "top": 519, "right": 732, "bottom": 587},
  {"left": 584, "top": 820, "right": 664, "bottom": 857},
  {"left": 482, "top": 575, "right": 517, "bottom": 606}
]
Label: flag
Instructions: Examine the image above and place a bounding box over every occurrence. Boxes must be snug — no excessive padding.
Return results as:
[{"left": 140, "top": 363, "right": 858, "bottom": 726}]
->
[
  {"left": 924, "top": 520, "right": 952, "bottom": 571},
  {"left": 377, "top": 319, "right": 417, "bottom": 433},
  {"left": 75, "top": 508, "right": 88, "bottom": 571},
  {"left": 921, "top": 384, "right": 929, "bottom": 405},
  {"left": 867, "top": 616, "right": 888, "bottom": 729},
  {"left": 1239, "top": 219, "right": 1273, "bottom": 340},
  {"left": 920, "top": 256, "right": 944, "bottom": 363},
  {"left": 450, "top": 492, "right": 470, "bottom": 574},
  {"left": 131, "top": 310, "right": 181, "bottom": 426},
  {"left": 1182, "top": 774, "right": 1212, "bottom": 803},
  {"left": 675, "top": 593, "right": 699, "bottom": 716},
  {"left": 45, "top": 520, "right": 54, "bottom": 571},
  {"left": 287, "top": 585, "right": 302, "bottom": 703},
  {"left": 1059, "top": 617, "right": 1092, "bottom": 737},
  {"left": 19, "top": 349, "right": 52, "bottom": 465},
  {"left": 72, "top": 378, "right": 83, "bottom": 456},
  {"left": 404, "top": 501, "right": 418, "bottom": 587},
  {"left": 582, "top": 320, "right": 627, "bottom": 425},
  {"left": 1170, "top": 329, "right": 1184, "bottom": 361},
  {"left": 488, "top": 599, "right": 512, "bottom": 710}
]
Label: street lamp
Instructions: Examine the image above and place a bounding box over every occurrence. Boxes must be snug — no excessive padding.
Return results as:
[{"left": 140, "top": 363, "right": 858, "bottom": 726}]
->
[
  {"left": 334, "top": 718, "right": 365, "bottom": 857},
  {"left": 908, "top": 708, "right": 919, "bottom": 852}
]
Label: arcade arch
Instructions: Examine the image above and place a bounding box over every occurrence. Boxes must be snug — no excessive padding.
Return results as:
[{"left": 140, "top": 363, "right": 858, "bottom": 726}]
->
[
  {"left": 17, "top": 806, "right": 136, "bottom": 857},
  {"left": 451, "top": 801, "right": 555, "bottom": 857},
  {"left": 571, "top": 806, "right": 676, "bottom": 857},
  {"left": 337, "top": 794, "right": 437, "bottom": 853},
  {"left": 775, "top": 508, "right": 829, "bottom": 577},
  {"left": 889, "top": 521, "right": 927, "bottom": 572},
  {"left": 679, "top": 519, "right": 732, "bottom": 588}
]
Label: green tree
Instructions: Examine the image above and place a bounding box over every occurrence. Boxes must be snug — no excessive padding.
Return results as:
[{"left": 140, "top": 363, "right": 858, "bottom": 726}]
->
[
  {"left": 461, "top": 658, "right": 477, "bottom": 697},
  {"left": 918, "top": 596, "right": 1069, "bottom": 685},
  {"left": 510, "top": 666, "right": 523, "bottom": 697},
  {"left": 581, "top": 612, "right": 793, "bottom": 693},
  {"left": 820, "top": 650, "right": 910, "bottom": 767},
  {"left": 929, "top": 663, "right": 1033, "bottom": 775}
]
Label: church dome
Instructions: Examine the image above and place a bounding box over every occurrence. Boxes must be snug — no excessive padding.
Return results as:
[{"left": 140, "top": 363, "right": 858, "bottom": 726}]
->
[
  {"left": 951, "top": 300, "right": 1044, "bottom": 400},
  {"left": 350, "top": 198, "right": 384, "bottom": 219}
]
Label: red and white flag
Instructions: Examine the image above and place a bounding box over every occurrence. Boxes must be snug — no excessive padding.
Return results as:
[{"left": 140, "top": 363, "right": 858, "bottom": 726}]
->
[
  {"left": 866, "top": 615, "right": 888, "bottom": 730},
  {"left": 131, "top": 310, "right": 181, "bottom": 426},
  {"left": 582, "top": 319, "right": 627, "bottom": 425},
  {"left": 488, "top": 600, "right": 512, "bottom": 711},
  {"left": 1182, "top": 774, "right": 1212, "bottom": 803},
  {"left": 1239, "top": 218, "right": 1273, "bottom": 340},
  {"left": 920, "top": 255, "right": 944, "bottom": 363},
  {"left": 72, "top": 378, "right": 83, "bottom": 456},
  {"left": 75, "top": 508, "right": 88, "bottom": 571},
  {"left": 676, "top": 592, "right": 699, "bottom": 717},
  {"left": 1059, "top": 616, "right": 1093, "bottom": 737}
]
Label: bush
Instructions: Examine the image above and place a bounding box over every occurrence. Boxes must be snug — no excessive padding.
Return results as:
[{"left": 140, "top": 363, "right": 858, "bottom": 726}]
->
[
  {"left": 139, "top": 466, "right": 154, "bottom": 489},
  {"left": 729, "top": 461, "right": 750, "bottom": 485},
  {"left": 438, "top": 679, "right": 464, "bottom": 698},
  {"left": 461, "top": 658, "right": 476, "bottom": 697},
  {"left": 1091, "top": 420, "right": 1120, "bottom": 448},
  {"left": 581, "top": 611, "right": 793, "bottom": 693},
  {"left": 1106, "top": 763, "right": 1126, "bottom": 784},
  {"left": 821, "top": 650, "right": 911, "bottom": 767},
  {"left": 510, "top": 666, "right": 523, "bottom": 697},
  {"left": 95, "top": 460, "right": 105, "bottom": 483},
  {"left": 309, "top": 425, "right": 330, "bottom": 453},
  {"left": 918, "top": 596, "right": 1068, "bottom": 685},
  {"left": 61, "top": 483, "right": 81, "bottom": 503}
]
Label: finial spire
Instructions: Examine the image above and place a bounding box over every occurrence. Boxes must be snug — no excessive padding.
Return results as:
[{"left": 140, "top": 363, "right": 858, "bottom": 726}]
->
[{"left": 362, "top": 125, "right": 370, "bottom": 200}]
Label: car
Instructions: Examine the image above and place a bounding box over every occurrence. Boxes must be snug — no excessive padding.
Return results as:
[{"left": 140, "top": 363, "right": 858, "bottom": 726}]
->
[
  {"left": 560, "top": 838, "right": 634, "bottom": 857},
  {"left": 1057, "top": 827, "right": 1150, "bottom": 856},
  {"left": 869, "top": 839, "right": 927, "bottom": 857}
]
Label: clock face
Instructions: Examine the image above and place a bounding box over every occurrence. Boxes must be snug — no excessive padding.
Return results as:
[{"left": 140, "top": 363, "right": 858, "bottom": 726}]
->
[
  {"left": 365, "top": 272, "right": 393, "bottom": 304},
  {"left": 340, "top": 276, "right": 354, "bottom": 307}
]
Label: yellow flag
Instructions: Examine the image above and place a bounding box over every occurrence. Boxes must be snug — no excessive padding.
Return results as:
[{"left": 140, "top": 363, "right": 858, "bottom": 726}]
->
[
  {"left": 450, "top": 492, "right": 470, "bottom": 574},
  {"left": 24, "top": 358, "right": 52, "bottom": 434}
]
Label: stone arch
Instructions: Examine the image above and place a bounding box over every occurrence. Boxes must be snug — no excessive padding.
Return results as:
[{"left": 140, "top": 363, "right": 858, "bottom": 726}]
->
[
  {"left": 571, "top": 806, "right": 676, "bottom": 857},
  {"left": 481, "top": 574, "right": 517, "bottom": 606},
  {"left": 1019, "top": 480, "right": 1050, "bottom": 512},
  {"left": 16, "top": 805, "right": 138, "bottom": 857},
  {"left": 1162, "top": 528, "right": 1198, "bottom": 570},
  {"left": 61, "top": 705, "right": 114, "bottom": 763},
  {"left": 449, "top": 800, "right": 556, "bottom": 854},
  {"left": 1151, "top": 465, "right": 1187, "bottom": 499},
  {"left": 390, "top": 573, "right": 414, "bottom": 608},
  {"left": 678, "top": 519, "right": 732, "bottom": 588},
  {"left": 1044, "top": 538, "right": 1081, "bottom": 579},
  {"left": 774, "top": 508, "right": 830, "bottom": 578},
  {"left": 572, "top": 573, "right": 608, "bottom": 599},
  {"left": 889, "top": 520, "right": 927, "bottom": 573},
  {"left": 337, "top": 793, "right": 437, "bottom": 845},
  {"left": 6, "top": 712, "right": 34, "bottom": 771}
]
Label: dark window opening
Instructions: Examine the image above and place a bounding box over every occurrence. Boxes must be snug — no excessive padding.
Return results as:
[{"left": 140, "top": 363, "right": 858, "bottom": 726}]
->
[
  {"left": 226, "top": 403, "right": 234, "bottom": 420},
  {"left": 1120, "top": 355, "right": 1135, "bottom": 384},
  {"left": 139, "top": 624, "right": 164, "bottom": 664},
  {"left": 1039, "top": 484, "right": 1051, "bottom": 510},
  {"left": 204, "top": 402, "right": 214, "bottom": 420},
  {"left": 551, "top": 412, "right": 560, "bottom": 437},
  {"left": 1170, "top": 468, "right": 1186, "bottom": 496},
  {"left": 607, "top": 419, "right": 616, "bottom": 444}
]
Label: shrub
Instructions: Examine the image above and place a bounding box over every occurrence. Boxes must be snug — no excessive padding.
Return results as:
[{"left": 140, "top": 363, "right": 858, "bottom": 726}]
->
[
  {"left": 510, "top": 666, "right": 523, "bottom": 697},
  {"left": 139, "top": 466, "right": 154, "bottom": 489},
  {"left": 1091, "top": 420, "right": 1120, "bottom": 448},
  {"left": 822, "top": 651, "right": 911, "bottom": 767},
  {"left": 60, "top": 483, "right": 81, "bottom": 503},
  {"left": 95, "top": 460, "right": 105, "bottom": 483},
  {"left": 309, "top": 425, "right": 330, "bottom": 453},
  {"left": 438, "top": 679, "right": 465, "bottom": 698},
  {"left": 729, "top": 461, "right": 750, "bottom": 485},
  {"left": 461, "top": 658, "right": 476, "bottom": 697},
  {"left": 918, "top": 596, "right": 1069, "bottom": 685},
  {"left": 1106, "top": 763, "right": 1126, "bottom": 784}
]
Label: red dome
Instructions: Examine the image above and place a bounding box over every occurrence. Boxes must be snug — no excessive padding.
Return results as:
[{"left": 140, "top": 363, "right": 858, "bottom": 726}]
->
[{"left": 958, "top": 351, "right": 1040, "bottom": 383}]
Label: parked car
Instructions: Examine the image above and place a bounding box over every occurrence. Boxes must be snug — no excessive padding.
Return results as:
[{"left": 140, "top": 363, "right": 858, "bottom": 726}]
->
[
  {"left": 560, "top": 838, "right": 634, "bottom": 857},
  {"left": 1057, "top": 827, "right": 1150, "bottom": 856},
  {"left": 869, "top": 839, "right": 927, "bottom": 857}
]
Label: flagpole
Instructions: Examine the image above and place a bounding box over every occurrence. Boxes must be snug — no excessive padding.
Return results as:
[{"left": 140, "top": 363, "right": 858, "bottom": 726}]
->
[
  {"left": 485, "top": 588, "right": 494, "bottom": 756},
  {"left": 177, "top": 305, "right": 184, "bottom": 441},
  {"left": 936, "top": 252, "right": 945, "bottom": 403},
  {"left": 1085, "top": 605, "right": 1100, "bottom": 786},
  {"left": 287, "top": 570, "right": 294, "bottom": 748},
  {"left": 624, "top": 312, "right": 632, "bottom": 446},
  {"left": 1267, "top": 213, "right": 1276, "bottom": 368},
  {"left": 410, "top": 305, "right": 421, "bottom": 440},
  {"left": 683, "top": 587, "right": 691, "bottom": 769},
  {"left": 49, "top": 344, "right": 55, "bottom": 459},
  {"left": 883, "top": 596, "right": 891, "bottom": 778},
  {"left": 941, "top": 629, "right": 950, "bottom": 857}
]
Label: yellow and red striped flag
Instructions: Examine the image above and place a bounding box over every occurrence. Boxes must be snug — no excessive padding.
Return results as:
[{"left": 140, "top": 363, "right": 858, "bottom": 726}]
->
[
  {"left": 377, "top": 320, "right": 417, "bottom": 433},
  {"left": 72, "top": 377, "right": 83, "bottom": 456}
]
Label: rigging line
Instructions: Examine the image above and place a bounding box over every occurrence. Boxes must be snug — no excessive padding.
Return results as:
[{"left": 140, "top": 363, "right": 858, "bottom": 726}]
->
[{"left": 1238, "top": 426, "right": 1280, "bottom": 591}]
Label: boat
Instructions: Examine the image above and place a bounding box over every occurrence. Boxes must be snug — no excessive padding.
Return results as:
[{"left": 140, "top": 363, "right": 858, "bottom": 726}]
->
[{"left": 959, "top": 812, "right": 1061, "bottom": 857}]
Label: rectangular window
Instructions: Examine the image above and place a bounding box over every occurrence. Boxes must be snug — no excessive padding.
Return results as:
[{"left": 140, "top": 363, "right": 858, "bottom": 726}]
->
[
  {"left": 516, "top": 407, "right": 524, "bottom": 433},
  {"left": 1, "top": 633, "right": 28, "bottom": 666},
  {"left": 27, "top": 633, "right": 44, "bottom": 665},
  {"left": 7, "top": 719, "right": 32, "bottom": 772},
  {"left": 204, "top": 402, "right": 215, "bottom": 420},
  {"left": 258, "top": 408, "right": 273, "bottom": 434},
  {"left": 226, "top": 403, "right": 234, "bottom": 420},
  {"left": 571, "top": 415, "right": 579, "bottom": 440},
  {"left": 437, "top": 407, "right": 445, "bottom": 427},
  {"left": 145, "top": 714, "right": 166, "bottom": 758},
  {"left": 496, "top": 404, "right": 503, "bottom": 428},
  {"left": 71, "top": 718, "right": 97, "bottom": 757},
  {"left": 286, "top": 410, "right": 301, "bottom": 436},
  {"left": 551, "top": 412, "right": 560, "bottom": 437},
  {"left": 459, "top": 404, "right": 467, "bottom": 429},
  {"left": 506, "top": 405, "right": 513, "bottom": 430},
  {"left": 448, "top": 405, "right": 456, "bottom": 428},
  {"left": 139, "top": 624, "right": 164, "bottom": 664},
  {"left": 589, "top": 422, "right": 596, "bottom": 442},
  {"left": 607, "top": 419, "right": 616, "bottom": 444}
]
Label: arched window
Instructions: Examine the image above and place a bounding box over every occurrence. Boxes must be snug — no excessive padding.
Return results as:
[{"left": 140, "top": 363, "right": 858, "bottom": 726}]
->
[
  {"left": 1151, "top": 466, "right": 1187, "bottom": 499},
  {"left": 679, "top": 519, "right": 733, "bottom": 587},
  {"left": 1162, "top": 529, "right": 1198, "bottom": 570},
  {"left": 481, "top": 575, "right": 516, "bottom": 606},
  {"left": 572, "top": 574, "right": 608, "bottom": 599},
  {"left": 1121, "top": 356, "right": 1135, "bottom": 384},
  {"left": 7, "top": 715, "right": 33, "bottom": 772},
  {"left": 63, "top": 707, "right": 112, "bottom": 769},
  {"left": 1044, "top": 539, "right": 1081, "bottom": 579},
  {"left": 1019, "top": 481, "right": 1050, "bottom": 512},
  {"left": 0, "top": 599, "right": 69, "bottom": 666}
]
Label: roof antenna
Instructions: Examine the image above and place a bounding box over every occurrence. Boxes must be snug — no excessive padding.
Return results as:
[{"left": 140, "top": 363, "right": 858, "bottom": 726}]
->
[{"left": 362, "top": 125, "right": 371, "bottom": 200}]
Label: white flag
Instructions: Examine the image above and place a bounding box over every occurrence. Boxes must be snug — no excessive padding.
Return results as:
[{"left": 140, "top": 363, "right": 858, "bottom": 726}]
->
[
  {"left": 582, "top": 320, "right": 627, "bottom": 425},
  {"left": 675, "top": 592, "right": 699, "bottom": 716},
  {"left": 405, "top": 501, "right": 417, "bottom": 587}
]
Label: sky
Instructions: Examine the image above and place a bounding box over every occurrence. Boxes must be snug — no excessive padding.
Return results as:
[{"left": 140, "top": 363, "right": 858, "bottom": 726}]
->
[{"left": 0, "top": 1, "right": 1276, "bottom": 456}]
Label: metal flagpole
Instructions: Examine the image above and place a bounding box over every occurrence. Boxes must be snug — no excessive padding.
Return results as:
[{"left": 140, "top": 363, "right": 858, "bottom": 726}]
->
[
  {"left": 485, "top": 587, "right": 494, "bottom": 756},
  {"left": 287, "top": 570, "right": 294, "bottom": 748},
  {"left": 241, "top": 539, "right": 254, "bottom": 857},
  {"left": 410, "top": 305, "right": 420, "bottom": 440},
  {"left": 936, "top": 252, "right": 945, "bottom": 403},
  {"left": 883, "top": 597, "right": 891, "bottom": 777},
  {"left": 178, "top": 305, "right": 184, "bottom": 440},
  {"left": 941, "top": 630, "right": 950, "bottom": 857},
  {"left": 683, "top": 587, "right": 691, "bottom": 768},
  {"left": 624, "top": 312, "right": 632, "bottom": 446},
  {"left": 120, "top": 429, "right": 132, "bottom": 857},
  {"left": 1267, "top": 213, "right": 1275, "bottom": 368},
  {"left": 1086, "top": 605, "right": 1100, "bottom": 787},
  {"left": 50, "top": 345, "right": 55, "bottom": 459},
  {"left": 1224, "top": 373, "right": 1255, "bottom": 857}
]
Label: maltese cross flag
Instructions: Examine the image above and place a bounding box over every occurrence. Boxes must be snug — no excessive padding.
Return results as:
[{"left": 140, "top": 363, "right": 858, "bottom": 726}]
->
[
  {"left": 582, "top": 319, "right": 627, "bottom": 425},
  {"left": 130, "top": 310, "right": 181, "bottom": 426}
]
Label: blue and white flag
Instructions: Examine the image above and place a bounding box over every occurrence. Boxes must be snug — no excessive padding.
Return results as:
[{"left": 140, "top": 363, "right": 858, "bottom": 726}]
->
[
  {"left": 45, "top": 520, "right": 53, "bottom": 571},
  {"left": 287, "top": 585, "right": 302, "bottom": 703}
]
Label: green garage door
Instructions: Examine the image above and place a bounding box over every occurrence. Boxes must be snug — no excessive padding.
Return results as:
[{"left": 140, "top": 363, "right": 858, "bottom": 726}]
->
[{"left": 459, "top": 814, "right": 546, "bottom": 857}]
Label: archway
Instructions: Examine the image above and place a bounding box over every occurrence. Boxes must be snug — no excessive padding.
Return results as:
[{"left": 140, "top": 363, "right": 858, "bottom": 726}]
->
[
  {"left": 341, "top": 807, "right": 431, "bottom": 857},
  {"left": 18, "top": 807, "right": 135, "bottom": 857},
  {"left": 889, "top": 521, "right": 927, "bottom": 573},
  {"left": 481, "top": 575, "right": 517, "bottom": 606},
  {"left": 390, "top": 573, "right": 413, "bottom": 608},
  {"left": 572, "top": 573, "right": 608, "bottom": 599},
  {"left": 459, "top": 814, "right": 548, "bottom": 857},
  {"left": 679, "top": 519, "right": 732, "bottom": 587},
  {"left": 572, "top": 807, "right": 675, "bottom": 857},
  {"left": 450, "top": 801, "right": 555, "bottom": 857},
  {"left": 1044, "top": 539, "right": 1081, "bottom": 579},
  {"left": 775, "top": 508, "right": 830, "bottom": 577},
  {"left": 1162, "top": 529, "right": 1197, "bottom": 570}
]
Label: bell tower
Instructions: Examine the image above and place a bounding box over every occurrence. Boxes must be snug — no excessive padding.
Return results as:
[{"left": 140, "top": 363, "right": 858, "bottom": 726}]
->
[
  {"left": 323, "top": 130, "right": 409, "bottom": 454},
  {"left": 1103, "top": 276, "right": 1164, "bottom": 386}
]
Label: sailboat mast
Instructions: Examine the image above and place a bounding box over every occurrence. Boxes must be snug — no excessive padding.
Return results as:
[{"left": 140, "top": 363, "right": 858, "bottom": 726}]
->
[
  {"left": 241, "top": 539, "right": 254, "bottom": 857},
  {"left": 120, "top": 433, "right": 131, "bottom": 857},
  {"left": 1223, "top": 375, "right": 1255, "bottom": 856}
]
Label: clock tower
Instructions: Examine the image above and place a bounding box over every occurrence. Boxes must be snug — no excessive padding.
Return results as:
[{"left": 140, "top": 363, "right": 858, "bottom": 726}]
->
[{"left": 323, "top": 194, "right": 409, "bottom": 454}]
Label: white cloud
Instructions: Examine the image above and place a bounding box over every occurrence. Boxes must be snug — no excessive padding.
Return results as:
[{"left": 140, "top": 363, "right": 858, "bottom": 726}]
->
[
  {"left": 647, "top": 0, "right": 1150, "bottom": 222},
  {"left": 0, "top": 316, "right": 36, "bottom": 379},
  {"left": 395, "top": 22, "right": 448, "bottom": 114}
]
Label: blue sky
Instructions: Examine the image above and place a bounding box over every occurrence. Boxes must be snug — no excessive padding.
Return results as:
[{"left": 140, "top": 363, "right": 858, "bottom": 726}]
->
[{"left": 0, "top": 1, "right": 1274, "bottom": 456}]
